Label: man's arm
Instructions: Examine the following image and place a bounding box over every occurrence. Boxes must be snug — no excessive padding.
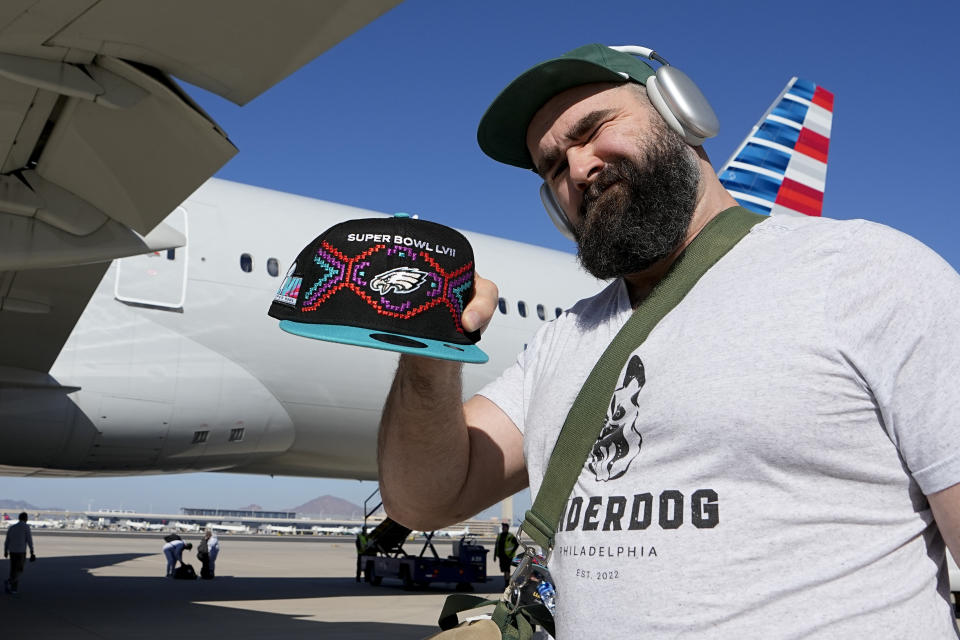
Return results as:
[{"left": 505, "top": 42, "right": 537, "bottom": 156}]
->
[
  {"left": 928, "top": 483, "right": 960, "bottom": 566},
  {"left": 378, "top": 359, "right": 528, "bottom": 531},
  {"left": 378, "top": 276, "right": 528, "bottom": 531}
]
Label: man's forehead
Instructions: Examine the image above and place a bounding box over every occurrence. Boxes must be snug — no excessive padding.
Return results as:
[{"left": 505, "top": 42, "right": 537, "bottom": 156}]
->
[{"left": 525, "top": 83, "right": 634, "bottom": 163}]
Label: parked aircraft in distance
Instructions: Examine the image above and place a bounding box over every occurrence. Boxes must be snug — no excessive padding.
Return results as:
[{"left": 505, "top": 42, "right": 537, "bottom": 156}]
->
[
  {"left": 205, "top": 523, "right": 251, "bottom": 535},
  {"left": 24, "top": 519, "right": 63, "bottom": 529},
  {"left": 311, "top": 525, "right": 361, "bottom": 536},
  {"left": 260, "top": 524, "right": 300, "bottom": 536}
]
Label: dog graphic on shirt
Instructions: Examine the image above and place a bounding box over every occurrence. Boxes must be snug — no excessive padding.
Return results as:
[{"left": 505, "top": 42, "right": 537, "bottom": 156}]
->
[{"left": 587, "top": 355, "right": 645, "bottom": 482}]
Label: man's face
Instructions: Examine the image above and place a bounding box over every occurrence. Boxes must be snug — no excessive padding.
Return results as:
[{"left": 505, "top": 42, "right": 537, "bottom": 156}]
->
[{"left": 526, "top": 83, "right": 701, "bottom": 278}]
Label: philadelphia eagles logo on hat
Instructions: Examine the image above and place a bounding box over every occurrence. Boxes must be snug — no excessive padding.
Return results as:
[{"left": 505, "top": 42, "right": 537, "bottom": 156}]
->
[
  {"left": 369, "top": 267, "right": 430, "bottom": 295},
  {"left": 267, "top": 213, "right": 488, "bottom": 364}
]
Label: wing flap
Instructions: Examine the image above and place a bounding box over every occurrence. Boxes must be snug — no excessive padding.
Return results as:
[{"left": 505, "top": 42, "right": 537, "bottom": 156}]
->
[
  {"left": 34, "top": 57, "right": 236, "bottom": 235},
  {"left": 0, "top": 77, "right": 50, "bottom": 172}
]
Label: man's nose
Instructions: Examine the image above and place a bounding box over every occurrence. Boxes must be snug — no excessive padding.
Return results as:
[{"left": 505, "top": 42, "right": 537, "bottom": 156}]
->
[{"left": 568, "top": 147, "right": 604, "bottom": 193}]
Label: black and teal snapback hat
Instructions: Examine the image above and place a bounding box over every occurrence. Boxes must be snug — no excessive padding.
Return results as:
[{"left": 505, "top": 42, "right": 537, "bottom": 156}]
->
[{"left": 268, "top": 214, "right": 488, "bottom": 364}]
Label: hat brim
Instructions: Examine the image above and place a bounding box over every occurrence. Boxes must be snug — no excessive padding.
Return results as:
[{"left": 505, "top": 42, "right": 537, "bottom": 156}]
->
[{"left": 279, "top": 320, "right": 489, "bottom": 364}]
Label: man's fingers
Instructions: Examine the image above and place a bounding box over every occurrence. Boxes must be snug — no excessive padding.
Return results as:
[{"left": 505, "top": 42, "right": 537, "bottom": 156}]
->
[{"left": 463, "top": 274, "right": 499, "bottom": 334}]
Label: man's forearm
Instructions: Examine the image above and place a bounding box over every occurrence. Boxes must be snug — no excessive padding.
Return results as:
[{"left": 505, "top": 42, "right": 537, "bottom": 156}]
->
[{"left": 378, "top": 354, "right": 471, "bottom": 530}]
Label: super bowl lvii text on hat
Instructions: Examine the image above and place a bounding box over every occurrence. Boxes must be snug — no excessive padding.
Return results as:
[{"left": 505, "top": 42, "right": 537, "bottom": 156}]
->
[{"left": 267, "top": 214, "right": 488, "bottom": 364}]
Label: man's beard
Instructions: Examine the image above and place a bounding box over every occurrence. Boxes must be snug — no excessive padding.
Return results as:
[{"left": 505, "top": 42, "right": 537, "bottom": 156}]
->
[{"left": 573, "top": 124, "right": 701, "bottom": 280}]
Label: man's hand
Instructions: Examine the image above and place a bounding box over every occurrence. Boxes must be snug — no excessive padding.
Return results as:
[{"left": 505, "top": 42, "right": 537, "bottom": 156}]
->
[{"left": 462, "top": 274, "right": 499, "bottom": 335}]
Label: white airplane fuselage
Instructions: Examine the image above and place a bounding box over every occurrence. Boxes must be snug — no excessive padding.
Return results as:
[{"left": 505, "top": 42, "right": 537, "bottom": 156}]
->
[{"left": 0, "top": 178, "right": 603, "bottom": 479}]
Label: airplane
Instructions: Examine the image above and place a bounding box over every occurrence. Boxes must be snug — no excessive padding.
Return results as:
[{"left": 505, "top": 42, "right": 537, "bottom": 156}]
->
[
  {"left": 260, "top": 523, "right": 300, "bottom": 535},
  {"left": 25, "top": 518, "right": 63, "bottom": 529},
  {"left": 122, "top": 519, "right": 165, "bottom": 531},
  {"left": 0, "top": 7, "right": 833, "bottom": 487},
  {"left": 310, "top": 526, "right": 341, "bottom": 536},
  {"left": 311, "top": 525, "right": 360, "bottom": 536},
  {"left": 435, "top": 526, "right": 470, "bottom": 538},
  {"left": 205, "top": 522, "right": 250, "bottom": 534},
  {"left": 172, "top": 521, "right": 200, "bottom": 533}
]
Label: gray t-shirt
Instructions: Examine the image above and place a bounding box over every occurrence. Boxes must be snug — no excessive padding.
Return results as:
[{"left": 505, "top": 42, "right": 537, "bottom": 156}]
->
[{"left": 479, "top": 215, "right": 960, "bottom": 638}]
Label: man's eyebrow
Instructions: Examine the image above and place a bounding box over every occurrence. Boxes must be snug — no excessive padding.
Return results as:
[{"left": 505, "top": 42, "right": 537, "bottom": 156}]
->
[{"left": 534, "top": 108, "right": 616, "bottom": 177}]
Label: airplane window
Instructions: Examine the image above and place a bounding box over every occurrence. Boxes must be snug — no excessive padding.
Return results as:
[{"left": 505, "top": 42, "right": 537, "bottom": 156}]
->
[
  {"left": 267, "top": 258, "right": 280, "bottom": 277},
  {"left": 555, "top": 307, "right": 563, "bottom": 318},
  {"left": 536, "top": 304, "right": 546, "bottom": 321},
  {"left": 498, "top": 298, "right": 508, "bottom": 315},
  {"left": 166, "top": 249, "right": 175, "bottom": 260},
  {"left": 240, "top": 253, "right": 253, "bottom": 273},
  {"left": 229, "top": 427, "right": 245, "bottom": 442},
  {"left": 517, "top": 301, "right": 527, "bottom": 318},
  {"left": 192, "top": 430, "right": 209, "bottom": 444}
]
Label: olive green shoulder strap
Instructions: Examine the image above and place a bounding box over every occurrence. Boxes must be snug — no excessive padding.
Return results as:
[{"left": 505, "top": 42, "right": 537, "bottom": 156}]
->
[
  {"left": 520, "top": 206, "right": 765, "bottom": 552},
  {"left": 436, "top": 207, "right": 765, "bottom": 638}
]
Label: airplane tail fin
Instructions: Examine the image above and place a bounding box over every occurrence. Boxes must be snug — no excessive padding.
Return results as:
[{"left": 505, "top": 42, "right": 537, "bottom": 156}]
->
[{"left": 718, "top": 78, "right": 834, "bottom": 217}]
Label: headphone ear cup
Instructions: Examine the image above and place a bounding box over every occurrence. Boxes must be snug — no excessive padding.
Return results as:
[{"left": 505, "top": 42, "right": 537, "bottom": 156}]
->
[
  {"left": 645, "top": 75, "right": 692, "bottom": 142},
  {"left": 539, "top": 182, "right": 576, "bottom": 241},
  {"left": 646, "top": 69, "right": 719, "bottom": 146}
]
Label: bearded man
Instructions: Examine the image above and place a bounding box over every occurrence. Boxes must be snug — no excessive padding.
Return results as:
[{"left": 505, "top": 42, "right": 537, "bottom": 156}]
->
[{"left": 377, "top": 44, "right": 960, "bottom": 637}]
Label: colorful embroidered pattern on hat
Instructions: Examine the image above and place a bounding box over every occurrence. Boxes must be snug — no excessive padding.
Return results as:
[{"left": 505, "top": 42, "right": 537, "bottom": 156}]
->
[{"left": 302, "top": 242, "right": 473, "bottom": 332}]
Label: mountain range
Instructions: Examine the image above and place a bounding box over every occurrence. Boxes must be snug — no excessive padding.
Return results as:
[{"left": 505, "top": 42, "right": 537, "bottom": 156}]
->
[
  {"left": 287, "top": 495, "right": 366, "bottom": 519},
  {"left": 0, "top": 499, "right": 61, "bottom": 511}
]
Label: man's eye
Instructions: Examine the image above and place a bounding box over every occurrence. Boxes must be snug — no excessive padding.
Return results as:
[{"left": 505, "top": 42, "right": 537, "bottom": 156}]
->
[{"left": 551, "top": 160, "right": 568, "bottom": 181}]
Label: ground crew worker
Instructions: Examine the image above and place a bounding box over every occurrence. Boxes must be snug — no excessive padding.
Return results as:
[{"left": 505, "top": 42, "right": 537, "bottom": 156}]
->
[
  {"left": 162, "top": 537, "right": 192, "bottom": 577},
  {"left": 494, "top": 522, "right": 519, "bottom": 584},
  {"left": 4, "top": 512, "right": 36, "bottom": 594},
  {"left": 355, "top": 526, "right": 372, "bottom": 582}
]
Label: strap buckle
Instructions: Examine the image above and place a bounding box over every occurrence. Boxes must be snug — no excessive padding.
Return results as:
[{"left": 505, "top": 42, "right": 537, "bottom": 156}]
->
[
  {"left": 502, "top": 544, "right": 557, "bottom": 621},
  {"left": 515, "top": 516, "right": 553, "bottom": 567}
]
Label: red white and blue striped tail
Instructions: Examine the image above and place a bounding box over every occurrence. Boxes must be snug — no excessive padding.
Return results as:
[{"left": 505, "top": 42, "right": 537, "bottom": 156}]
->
[{"left": 718, "top": 78, "right": 834, "bottom": 217}]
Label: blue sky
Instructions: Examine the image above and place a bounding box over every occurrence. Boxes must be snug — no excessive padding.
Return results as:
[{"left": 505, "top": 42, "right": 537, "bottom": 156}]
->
[{"left": 2, "top": 0, "right": 958, "bottom": 520}]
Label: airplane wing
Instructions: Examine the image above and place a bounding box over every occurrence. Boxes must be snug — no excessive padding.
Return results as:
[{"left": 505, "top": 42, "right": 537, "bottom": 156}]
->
[
  {"left": 0, "top": 0, "right": 401, "bottom": 373},
  {"left": 717, "top": 77, "right": 834, "bottom": 217}
]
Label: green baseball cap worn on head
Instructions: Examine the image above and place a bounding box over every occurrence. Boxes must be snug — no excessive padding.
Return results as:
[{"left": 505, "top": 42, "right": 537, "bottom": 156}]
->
[{"left": 477, "top": 44, "right": 656, "bottom": 170}]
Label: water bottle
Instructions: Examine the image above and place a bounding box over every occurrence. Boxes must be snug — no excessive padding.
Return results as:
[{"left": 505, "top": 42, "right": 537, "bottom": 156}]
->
[{"left": 536, "top": 578, "right": 557, "bottom": 617}]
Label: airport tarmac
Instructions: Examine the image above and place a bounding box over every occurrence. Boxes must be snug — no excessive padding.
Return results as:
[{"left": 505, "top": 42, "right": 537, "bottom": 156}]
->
[
  {"left": 0, "top": 532, "right": 503, "bottom": 639},
  {"left": 6, "top": 532, "right": 958, "bottom": 637}
]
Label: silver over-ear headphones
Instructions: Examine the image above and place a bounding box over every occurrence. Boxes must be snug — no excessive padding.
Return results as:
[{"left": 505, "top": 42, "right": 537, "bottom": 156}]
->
[{"left": 540, "top": 45, "right": 719, "bottom": 241}]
